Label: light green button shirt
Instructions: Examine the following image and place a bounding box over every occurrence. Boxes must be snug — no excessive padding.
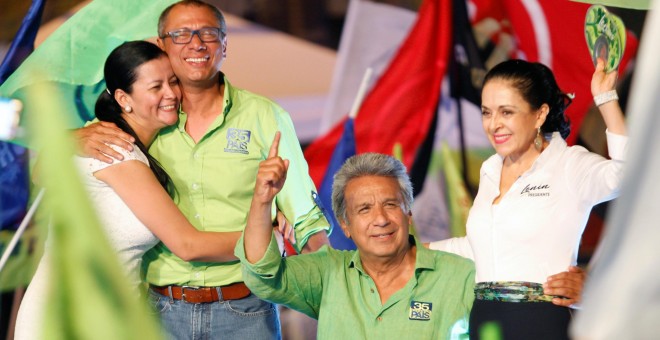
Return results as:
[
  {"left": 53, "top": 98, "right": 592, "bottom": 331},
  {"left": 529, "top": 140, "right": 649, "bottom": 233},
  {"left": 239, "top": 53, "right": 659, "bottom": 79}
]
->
[
  {"left": 236, "top": 235, "right": 475, "bottom": 339},
  {"left": 143, "top": 75, "right": 329, "bottom": 287}
]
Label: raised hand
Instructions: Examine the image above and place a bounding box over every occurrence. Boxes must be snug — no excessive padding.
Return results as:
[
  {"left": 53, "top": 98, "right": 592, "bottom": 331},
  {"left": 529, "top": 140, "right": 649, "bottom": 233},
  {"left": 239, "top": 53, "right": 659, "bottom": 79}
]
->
[
  {"left": 591, "top": 58, "right": 618, "bottom": 97},
  {"left": 591, "top": 58, "right": 626, "bottom": 135},
  {"left": 253, "top": 131, "right": 289, "bottom": 205},
  {"left": 245, "top": 131, "right": 290, "bottom": 263}
]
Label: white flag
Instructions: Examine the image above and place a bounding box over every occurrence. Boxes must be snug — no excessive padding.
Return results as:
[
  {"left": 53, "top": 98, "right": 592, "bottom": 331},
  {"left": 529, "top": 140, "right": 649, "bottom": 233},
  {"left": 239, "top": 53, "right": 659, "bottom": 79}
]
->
[{"left": 320, "top": 0, "right": 416, "bottom": 134}]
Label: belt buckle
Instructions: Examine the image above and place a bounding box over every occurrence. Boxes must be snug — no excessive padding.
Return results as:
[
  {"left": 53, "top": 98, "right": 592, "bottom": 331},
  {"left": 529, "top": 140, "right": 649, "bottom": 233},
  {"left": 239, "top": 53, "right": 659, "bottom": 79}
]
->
[{"left": 180, "top": 285, "right": 200, "bottom": 303}]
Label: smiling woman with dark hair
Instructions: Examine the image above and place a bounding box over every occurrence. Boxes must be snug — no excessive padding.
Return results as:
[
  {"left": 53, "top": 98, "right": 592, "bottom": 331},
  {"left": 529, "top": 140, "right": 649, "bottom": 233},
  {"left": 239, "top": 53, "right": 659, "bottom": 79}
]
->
[{"left": 430, "top": 58, "right": 627, "bottom": 339}]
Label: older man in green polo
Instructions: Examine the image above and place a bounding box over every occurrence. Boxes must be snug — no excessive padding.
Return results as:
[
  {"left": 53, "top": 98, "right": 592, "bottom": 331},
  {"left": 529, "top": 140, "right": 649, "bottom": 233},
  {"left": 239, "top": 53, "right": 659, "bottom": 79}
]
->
[{"left": 237, "top": 145, "right": 474, "bottom": 339}]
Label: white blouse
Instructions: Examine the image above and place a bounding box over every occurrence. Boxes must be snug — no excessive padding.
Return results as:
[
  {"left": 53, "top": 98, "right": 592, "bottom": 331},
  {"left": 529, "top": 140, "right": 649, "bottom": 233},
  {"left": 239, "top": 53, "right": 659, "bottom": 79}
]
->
[{"left": 430, "top": 131, "right": 627, "bottom": 283}]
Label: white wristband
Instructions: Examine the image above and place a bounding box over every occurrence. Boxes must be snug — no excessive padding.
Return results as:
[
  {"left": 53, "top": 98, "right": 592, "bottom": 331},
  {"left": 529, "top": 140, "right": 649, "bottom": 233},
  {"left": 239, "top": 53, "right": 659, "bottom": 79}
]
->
[{"left": 594, "top": 90, "right": 618, "bottom": 106}]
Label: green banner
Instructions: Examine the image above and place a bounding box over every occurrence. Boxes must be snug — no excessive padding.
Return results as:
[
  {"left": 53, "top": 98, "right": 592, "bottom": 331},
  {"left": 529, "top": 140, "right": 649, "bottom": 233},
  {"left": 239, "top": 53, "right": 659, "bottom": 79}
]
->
[
  {"left": 571, "top": 0, "right": 652, "bottom": 10},
  {"left": 0, "top": 0, "right": 177, "bottom": 148}
]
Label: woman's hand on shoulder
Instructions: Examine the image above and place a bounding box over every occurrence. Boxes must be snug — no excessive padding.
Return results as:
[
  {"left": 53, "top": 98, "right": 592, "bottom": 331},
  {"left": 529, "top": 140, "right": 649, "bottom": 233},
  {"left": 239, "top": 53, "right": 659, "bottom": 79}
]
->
[{"left": 74, "top": 121, "right": 135, "bottom": 163}]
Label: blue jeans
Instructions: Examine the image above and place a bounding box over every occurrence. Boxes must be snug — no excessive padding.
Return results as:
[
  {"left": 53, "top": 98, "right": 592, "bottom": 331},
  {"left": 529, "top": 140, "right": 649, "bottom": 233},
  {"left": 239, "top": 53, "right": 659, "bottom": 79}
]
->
[{"left": 147, "top": 287, "right": 281, "bottom": 340}]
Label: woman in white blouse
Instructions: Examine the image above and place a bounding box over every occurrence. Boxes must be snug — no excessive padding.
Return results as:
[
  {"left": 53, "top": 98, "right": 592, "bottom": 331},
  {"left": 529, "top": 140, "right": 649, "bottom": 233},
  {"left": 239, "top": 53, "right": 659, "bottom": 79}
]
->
[{"left": 430, "top": 58, "right": 626, "bottom": 339}]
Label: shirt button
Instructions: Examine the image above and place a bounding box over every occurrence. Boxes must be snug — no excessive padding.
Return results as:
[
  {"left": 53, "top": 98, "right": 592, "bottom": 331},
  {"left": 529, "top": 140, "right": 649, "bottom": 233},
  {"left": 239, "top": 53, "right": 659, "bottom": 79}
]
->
[
  {"left": 192, "top": 183, "right": 199, "bottom": 190},
  {"left": 194, "top": 152, "right": 200, "bottom": 159},
  {"left": 194, "top": 214, "right": 200, "bottom": 219},
  {"left": 195, "top": 272, "right": 201, "bottom": 278},
  {"left": 377, "top": 317, "right": 382, "bottom": 322},
  {"left": 370, "top": 288, "right": 374, "bottom": 293}
]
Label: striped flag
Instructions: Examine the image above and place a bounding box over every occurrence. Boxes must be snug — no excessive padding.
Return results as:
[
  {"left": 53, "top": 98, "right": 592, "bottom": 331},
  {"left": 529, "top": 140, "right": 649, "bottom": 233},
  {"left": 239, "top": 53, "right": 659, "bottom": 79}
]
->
[
  {"left": 318, "top": 118, "right": 357, "bottom": 250},
  {"left": 320, "top": 0, "right": 416, "bottom": 134},
  {"left": 305, "top": 0, "right": 453, "bottom": 190}
]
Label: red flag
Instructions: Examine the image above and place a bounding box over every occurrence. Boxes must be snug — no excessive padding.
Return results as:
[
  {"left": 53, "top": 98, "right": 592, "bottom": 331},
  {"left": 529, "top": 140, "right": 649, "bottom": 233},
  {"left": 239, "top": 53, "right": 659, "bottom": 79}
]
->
[
  {"left": 502, "top": 0, "right": 637, "bottom": 144},
  {"left": 305, "top": 0, "right": 453, "bottom": 187}
]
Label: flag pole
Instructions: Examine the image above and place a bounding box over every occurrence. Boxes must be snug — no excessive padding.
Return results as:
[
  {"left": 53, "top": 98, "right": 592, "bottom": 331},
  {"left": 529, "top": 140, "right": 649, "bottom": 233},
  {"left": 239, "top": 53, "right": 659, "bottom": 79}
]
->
[
  {"left": 348, "top": 67, "right": 373, "bottom": 119},
  {"left": 318, "top": 67, "right": 373, "bottom": 251},
  {"left": 0, "top": 187, "right": 45, "bottom": 273}
]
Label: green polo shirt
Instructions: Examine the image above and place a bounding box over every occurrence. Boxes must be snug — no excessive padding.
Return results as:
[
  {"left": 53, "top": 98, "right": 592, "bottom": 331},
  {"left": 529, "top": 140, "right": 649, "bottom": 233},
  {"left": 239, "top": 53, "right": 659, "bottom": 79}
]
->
[
  {"left": 236, "top": 235, "right": 475, "bottom": 339},
  {"left": 142, "top": 75, "right": 329, "bottom": 287}
]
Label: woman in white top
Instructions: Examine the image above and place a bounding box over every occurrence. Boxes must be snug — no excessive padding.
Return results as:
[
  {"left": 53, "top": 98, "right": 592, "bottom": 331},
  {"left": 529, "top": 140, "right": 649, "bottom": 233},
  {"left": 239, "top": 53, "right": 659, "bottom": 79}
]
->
[
  {"left": 430, "top": 58, "right": 626, "bottom": 339},
  {"left": 15, "top": 41, "right": 240, "bottom": 339}
]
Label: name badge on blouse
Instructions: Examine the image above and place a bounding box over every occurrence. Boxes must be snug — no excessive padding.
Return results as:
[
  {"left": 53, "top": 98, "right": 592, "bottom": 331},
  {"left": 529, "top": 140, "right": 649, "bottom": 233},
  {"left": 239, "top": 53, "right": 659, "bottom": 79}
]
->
[{"left": 409, "top": 301, "right": 432, "bottom": 321}]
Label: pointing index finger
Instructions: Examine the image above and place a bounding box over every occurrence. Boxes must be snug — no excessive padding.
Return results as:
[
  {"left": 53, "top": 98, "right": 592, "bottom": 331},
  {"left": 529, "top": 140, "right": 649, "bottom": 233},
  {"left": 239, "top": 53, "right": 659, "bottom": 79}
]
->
[{"left": 268, "top": 131, "right": 281, "bottom": 158}]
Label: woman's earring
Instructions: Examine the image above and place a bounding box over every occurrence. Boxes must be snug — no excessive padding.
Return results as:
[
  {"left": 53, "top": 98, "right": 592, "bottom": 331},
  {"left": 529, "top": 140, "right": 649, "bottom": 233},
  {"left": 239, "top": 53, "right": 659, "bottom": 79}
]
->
[
  {"left": 124, "top": 105, "right": 132, "bottom": 113},
  {"left": 534, "top": 127, "right": 543, "bottom": 151}
]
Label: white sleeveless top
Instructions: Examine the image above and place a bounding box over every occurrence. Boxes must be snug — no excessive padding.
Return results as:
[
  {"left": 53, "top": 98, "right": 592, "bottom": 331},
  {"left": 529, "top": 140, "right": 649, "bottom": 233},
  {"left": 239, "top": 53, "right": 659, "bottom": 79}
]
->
[{"left": 73, "top": 144, "right": 160, "bottom": 285}]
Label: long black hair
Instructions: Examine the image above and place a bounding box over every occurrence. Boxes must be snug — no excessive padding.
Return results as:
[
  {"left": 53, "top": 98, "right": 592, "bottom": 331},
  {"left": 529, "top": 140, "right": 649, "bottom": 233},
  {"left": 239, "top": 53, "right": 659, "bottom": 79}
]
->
[
  {"left": 483, "top": 59, "right": 573, "bottom": 139},
  {"left": 95, "top": 41, "right": 172, "bottom": 192}
]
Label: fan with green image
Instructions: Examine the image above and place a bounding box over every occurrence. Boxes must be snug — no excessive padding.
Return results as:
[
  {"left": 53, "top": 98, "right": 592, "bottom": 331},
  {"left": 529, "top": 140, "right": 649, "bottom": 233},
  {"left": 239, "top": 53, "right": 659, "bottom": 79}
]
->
[{"left": 584, "top": 4, "right": 626, "bottom": 72}]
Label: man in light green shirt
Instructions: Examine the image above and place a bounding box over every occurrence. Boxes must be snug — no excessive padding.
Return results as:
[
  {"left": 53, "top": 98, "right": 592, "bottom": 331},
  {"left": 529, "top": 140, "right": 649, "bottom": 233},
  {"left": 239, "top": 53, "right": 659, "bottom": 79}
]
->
[
  {"left": 143, "top": 74, "right": 328, "bottom": 288},
  {"left": 239, "top": 150, "right": 475, "bottom": 339},
  {"left": 140, "top": 3, "right": 329, "bottom": 338}
]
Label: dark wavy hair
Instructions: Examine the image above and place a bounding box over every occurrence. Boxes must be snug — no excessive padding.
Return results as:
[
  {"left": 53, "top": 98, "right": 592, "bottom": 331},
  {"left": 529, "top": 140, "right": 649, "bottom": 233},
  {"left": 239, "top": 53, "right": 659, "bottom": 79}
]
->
[
  {"left": 483, "top": 59, "right": 573, "bottom": 139},
  {"left": 95, "top": 41, "right": 172, "bottom": 192}
]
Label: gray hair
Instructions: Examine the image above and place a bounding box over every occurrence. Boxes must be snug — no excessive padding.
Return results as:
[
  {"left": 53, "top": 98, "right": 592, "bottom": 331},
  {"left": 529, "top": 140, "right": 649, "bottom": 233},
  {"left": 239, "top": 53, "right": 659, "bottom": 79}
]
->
[
  {"left": 331, "top": 153, "right": 413, "bottom": 223},
  {"left": 158, "top": 0, "right": 227, "bottom": 38}
]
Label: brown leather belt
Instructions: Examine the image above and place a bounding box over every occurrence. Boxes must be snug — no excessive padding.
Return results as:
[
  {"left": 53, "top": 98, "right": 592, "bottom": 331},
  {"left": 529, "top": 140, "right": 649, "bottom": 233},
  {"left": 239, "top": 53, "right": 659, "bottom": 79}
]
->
[{"left": 150, "top": 282, "right": 251, "bottom": 303}]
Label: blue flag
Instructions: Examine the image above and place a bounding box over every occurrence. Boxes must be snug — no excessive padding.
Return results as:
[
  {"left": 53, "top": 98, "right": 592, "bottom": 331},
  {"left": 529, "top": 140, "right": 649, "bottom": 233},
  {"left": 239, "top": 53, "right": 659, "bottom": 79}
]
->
[
  {"left": 318, "top": 118, "right": 357, "bottom": 250},
  {"left": 0, "top": 142, "right": 30, "bottom": 230},
  {"left": 0, "top": 0, "right": 46, "bottom": 83},
  {"left": 0, "top": 0, "right": 45, "bottom": 230}
]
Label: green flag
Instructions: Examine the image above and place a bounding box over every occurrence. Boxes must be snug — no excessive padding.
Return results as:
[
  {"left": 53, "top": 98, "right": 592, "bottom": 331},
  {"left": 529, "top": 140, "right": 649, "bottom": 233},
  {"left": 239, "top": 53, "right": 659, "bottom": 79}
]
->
[
  {"left": 392, "top": 142, "right": 419, "bottom": 238},
  {"left": 571, "top": 0, "right": 652, "bottom": 10},
  {"left": 29, "top": 80, "right": 162, "bottom": 339},
  {"left": 0, "top": 228, "right": 42, "bottom": 291},
  {"left": 0, "top": 0, "right": 178, "bottom": 147},
  {"left": 439, "top": 143, "right": 472, "bottom": 237}
]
